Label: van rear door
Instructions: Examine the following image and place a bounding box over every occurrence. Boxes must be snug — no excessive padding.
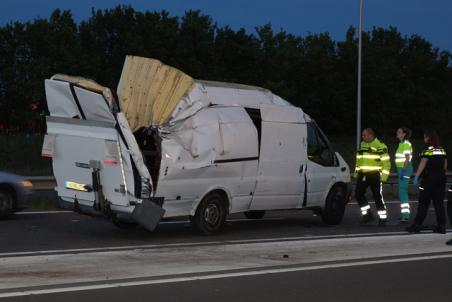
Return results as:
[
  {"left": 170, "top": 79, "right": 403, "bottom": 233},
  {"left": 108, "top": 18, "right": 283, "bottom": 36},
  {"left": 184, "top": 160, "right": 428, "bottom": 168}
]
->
[{"left": 45, "top": 117, "right": 132, "bottom": 209}]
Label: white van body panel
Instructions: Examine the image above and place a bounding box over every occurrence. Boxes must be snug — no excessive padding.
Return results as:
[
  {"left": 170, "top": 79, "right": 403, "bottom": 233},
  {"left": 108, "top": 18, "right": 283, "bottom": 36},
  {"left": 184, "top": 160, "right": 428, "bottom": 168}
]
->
[{"left": 156, "top": 106, "right": 259, "bottom": 217}]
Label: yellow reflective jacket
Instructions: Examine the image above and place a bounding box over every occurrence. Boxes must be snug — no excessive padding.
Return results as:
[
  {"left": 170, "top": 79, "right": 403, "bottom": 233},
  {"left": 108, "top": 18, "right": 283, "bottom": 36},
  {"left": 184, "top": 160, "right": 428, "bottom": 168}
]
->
[{"left": 354, "top": 138, "right": 391, "bottom": 182}]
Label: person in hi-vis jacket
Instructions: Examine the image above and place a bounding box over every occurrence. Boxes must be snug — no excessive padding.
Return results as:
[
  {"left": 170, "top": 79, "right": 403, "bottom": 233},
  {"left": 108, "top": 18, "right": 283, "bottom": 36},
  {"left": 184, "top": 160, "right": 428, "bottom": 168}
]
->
[
  {"left": 395, "top": 127, "right": 414, "bottom": 223},
  {"left": 354, "top": 128, "right": 391, "bottom": 226}
]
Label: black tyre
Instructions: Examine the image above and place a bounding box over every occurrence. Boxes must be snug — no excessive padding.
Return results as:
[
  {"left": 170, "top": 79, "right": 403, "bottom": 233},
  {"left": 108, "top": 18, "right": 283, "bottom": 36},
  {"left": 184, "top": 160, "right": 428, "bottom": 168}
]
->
[
  {"left": 244, "top": 210, "right": 266, "bottom": 219},
  {"left": 0, "top": 190, "right": 14, "bottom": 219},
  {"left": 192, "top": 192, "right": 228, "bottom": 235},
  {"left": 321, "top": 185, "right": 346, "bottom": 225}
]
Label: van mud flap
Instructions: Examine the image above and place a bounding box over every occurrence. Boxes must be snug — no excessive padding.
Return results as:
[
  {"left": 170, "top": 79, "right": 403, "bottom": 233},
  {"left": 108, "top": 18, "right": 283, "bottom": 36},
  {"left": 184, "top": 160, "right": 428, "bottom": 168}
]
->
[{"left": 131, "top": 198, "right": 165, "bottom": 232}]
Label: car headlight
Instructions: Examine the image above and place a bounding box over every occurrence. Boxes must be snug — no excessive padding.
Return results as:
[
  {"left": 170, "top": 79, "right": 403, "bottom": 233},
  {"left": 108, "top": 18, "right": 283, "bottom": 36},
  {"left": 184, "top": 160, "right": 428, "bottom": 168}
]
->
[{"left": 20, "top": 180, "right": 33, "bottom": 188}]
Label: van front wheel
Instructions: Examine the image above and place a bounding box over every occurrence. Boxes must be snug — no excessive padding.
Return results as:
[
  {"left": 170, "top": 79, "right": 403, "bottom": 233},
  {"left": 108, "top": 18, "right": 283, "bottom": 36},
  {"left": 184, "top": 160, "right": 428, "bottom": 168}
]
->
[
  {"left": 321, "top": 185, "right": 346, "bottom": 225},
  {"left": 192, "top": 192, "right": 227, "bottom": 235}
]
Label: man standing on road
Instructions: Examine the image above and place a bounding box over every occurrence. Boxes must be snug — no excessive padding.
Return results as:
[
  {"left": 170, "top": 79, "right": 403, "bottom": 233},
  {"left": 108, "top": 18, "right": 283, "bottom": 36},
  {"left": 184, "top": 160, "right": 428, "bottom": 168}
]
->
[{"left": 354, "top": 128, "right": 391, "bottom": 226}]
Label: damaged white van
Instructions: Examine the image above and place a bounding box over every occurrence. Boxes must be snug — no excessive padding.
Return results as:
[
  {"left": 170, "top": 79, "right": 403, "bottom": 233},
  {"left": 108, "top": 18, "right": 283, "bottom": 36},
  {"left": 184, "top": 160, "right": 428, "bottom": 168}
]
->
[{"left": 42, "top": 56, "right": 350, "bottom": 235}]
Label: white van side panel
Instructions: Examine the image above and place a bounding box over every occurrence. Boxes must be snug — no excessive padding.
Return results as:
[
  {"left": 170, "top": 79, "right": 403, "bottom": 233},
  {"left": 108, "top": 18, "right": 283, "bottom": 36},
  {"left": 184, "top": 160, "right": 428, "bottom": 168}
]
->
[
  {"left": 158, "top": 160, "right": 258, "bottom": 217},
  {"left": 305, "top": 161, "right": 338, "bottom": 206},
  {"left": 260, "top": 104, "right": 305, "bottom": 123},
  {"left": 250, "top": 121, "right": 307, "bottom": 210},
  {"left": 157, "top": 106, "right": 259, "bottom": 217}
]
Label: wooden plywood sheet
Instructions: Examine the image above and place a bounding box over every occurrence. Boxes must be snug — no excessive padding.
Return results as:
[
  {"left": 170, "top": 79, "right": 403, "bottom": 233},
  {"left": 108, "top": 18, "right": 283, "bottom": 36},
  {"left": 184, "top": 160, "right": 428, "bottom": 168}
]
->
[{"left": 117, "top": 56, "right": 194, "bottom": 130}]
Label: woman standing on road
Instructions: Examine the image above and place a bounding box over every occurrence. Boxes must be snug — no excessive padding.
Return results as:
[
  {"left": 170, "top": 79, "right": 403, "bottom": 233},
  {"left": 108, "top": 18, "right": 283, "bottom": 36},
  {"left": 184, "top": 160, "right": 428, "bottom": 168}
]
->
[
  {"left": 395, "top": 127, "right": 414, "bottom": 223},
  {"left": 406, "top": 130, "right": 447, "bottom": 234}
]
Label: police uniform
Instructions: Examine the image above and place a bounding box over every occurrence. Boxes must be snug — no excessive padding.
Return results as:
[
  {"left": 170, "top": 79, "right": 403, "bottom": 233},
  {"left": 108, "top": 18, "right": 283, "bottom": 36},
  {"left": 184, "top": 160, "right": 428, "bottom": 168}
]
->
[
  {"left": 355, "top": 138, "right": 391, "bottom": 224},
  {"left": 395, "top": 139, "right": 413, "bottom": 221},
  {"left": 410, "top": 146, "right": 447, "bottom": 233}
]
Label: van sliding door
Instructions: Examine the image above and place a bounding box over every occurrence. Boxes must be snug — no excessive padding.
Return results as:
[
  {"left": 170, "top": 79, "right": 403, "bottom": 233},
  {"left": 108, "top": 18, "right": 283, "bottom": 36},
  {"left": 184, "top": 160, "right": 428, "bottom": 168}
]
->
[{"left": 249, "top": 105, "right": 307, "bottom": 210}]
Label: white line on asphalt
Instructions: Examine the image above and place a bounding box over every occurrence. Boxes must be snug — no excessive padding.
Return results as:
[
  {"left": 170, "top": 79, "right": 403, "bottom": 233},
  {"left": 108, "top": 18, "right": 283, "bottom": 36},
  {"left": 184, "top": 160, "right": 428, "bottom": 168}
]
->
[
  {"left": 159, "top": 217, "right": 285, "bottom": 225},
  {"left": 1, "top": 230, "right": 449, "bottom": 258},
  {"left": 15, "top": 211, "right": 72, "bottom": 215},
  {"left": 1, "top": 252, "right": 452, "bottom": 298},
  {"left": 348, "top": 201, "right": 419, "bottom": 205}
]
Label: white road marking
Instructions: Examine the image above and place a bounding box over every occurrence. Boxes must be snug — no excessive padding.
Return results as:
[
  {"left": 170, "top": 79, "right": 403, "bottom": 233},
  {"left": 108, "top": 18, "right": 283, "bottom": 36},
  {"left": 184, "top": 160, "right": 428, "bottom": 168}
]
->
[
  {"left": 15, "top": 211, "right": 72, "bottom": 215},
  {"left": 0, "top": 230, "right": 435, "bottom": 258},
  {"left": 1, "top": 252, "right": 452, "bottom": 298},
  {"left": 348, "top": 201, "right": 418, "bottom": 205}
]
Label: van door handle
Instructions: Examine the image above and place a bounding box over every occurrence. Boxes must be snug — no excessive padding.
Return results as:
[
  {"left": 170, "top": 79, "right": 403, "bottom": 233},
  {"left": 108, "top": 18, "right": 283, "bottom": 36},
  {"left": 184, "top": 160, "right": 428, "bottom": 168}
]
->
[{"left": 299, "top": 164, "right": 304, "bottom": 174}]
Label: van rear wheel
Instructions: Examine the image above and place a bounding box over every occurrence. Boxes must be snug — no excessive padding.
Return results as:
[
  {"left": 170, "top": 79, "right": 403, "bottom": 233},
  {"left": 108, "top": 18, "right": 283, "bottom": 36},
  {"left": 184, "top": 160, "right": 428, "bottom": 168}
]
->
[
  {"left": 244, "top": 210, "right": 266, "bottom": 219},
  {"left": 321, "top": 185, "right": 346, "bottom": 225},
  {"left": 192, "top": 192, "right": 227, "bottom": 235}
]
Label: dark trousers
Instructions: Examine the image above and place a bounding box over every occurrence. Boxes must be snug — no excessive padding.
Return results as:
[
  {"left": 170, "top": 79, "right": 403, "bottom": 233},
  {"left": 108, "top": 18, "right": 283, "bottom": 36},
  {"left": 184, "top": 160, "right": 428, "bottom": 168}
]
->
[
  {"left": 413, "top": 179, "right": 446, "bottom": 226},
  {"left": 355, "top": 172, "right": 386, "bottom": 212}
]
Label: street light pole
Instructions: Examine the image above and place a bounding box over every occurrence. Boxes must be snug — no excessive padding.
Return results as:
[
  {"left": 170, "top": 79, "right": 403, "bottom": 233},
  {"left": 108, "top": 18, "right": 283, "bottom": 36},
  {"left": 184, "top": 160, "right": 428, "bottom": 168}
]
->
[{"left": 356, "top": 0, "right": 363, "bottom": 150}]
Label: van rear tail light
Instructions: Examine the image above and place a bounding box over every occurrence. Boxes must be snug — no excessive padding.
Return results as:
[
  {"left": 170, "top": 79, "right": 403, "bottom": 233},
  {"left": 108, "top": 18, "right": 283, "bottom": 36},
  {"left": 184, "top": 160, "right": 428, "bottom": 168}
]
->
[
  {"left": 104, "top": 140, "right": 119, "bottom": 165},
  {"left": 103, "top": 159, "right": 118, "bottom": 165},
  {"left": 41, "top": 134, "right": 56, "bottom": 158}
]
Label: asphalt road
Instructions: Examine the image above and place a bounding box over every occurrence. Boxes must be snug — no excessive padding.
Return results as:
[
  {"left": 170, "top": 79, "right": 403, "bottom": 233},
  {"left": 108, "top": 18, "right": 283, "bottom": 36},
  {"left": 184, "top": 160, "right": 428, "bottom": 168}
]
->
[
  {"left": 1, "top": 200, "right": 451, "bottom": 301},
  {"left": 6, "top": 258, "right": 452, "bottom": 302},
  {"left": 0, "top": 200, "right": 448, "bottom": 253}
]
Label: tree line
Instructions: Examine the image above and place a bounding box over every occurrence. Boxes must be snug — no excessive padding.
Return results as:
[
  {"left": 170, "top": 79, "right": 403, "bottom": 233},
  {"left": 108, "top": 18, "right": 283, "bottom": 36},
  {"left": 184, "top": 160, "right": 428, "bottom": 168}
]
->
[{"left": 0, "top": 5, "right": 451, "bottom": 139}]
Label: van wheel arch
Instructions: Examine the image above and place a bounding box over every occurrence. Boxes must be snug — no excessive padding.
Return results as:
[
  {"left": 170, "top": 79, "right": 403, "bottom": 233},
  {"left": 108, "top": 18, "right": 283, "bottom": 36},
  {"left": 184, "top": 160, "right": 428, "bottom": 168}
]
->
[{"left": 191, "top": 189, "right": 229, "bottom": 235}]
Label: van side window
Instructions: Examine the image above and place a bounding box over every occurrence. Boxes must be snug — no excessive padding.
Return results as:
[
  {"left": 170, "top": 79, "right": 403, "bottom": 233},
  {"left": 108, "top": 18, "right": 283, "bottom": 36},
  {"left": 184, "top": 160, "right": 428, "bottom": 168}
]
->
[{"left": 307, "top": 122, "right": 337, "bottom": 166}]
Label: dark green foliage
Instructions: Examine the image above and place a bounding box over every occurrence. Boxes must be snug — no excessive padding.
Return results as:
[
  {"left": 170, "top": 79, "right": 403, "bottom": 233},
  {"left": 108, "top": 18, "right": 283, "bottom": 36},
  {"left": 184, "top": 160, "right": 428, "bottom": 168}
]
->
[{"left": 0, "top": 5, "right": 451, "bottom": 141}]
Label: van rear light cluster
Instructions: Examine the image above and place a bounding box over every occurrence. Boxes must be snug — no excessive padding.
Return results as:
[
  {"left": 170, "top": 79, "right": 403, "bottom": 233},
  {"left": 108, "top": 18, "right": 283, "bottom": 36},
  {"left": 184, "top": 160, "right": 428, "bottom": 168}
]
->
[
  {"left": 41, "top": 134, "right": 56, "bottom": 157},
  {"left": 104, "top": 140, "right": 119, "bottom": 165},
  {"left": 103, "top": 159, "right": 118, "bottom": 165}
]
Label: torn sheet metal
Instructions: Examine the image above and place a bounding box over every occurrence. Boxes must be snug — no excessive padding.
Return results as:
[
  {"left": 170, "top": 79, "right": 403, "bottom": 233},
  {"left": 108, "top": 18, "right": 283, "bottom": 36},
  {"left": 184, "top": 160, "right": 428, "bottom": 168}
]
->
[
  {"left": 116, "top": 112, "right": 152, "bottom": 185},
  {"left": 44, "top": 79, "right": 81, "bottom": 118},
  {"left": 161, "top": 106, "right": 258, "bottom": 170},
  {"left": 52, "top": 74, "right": 118, "bottom": 112}
]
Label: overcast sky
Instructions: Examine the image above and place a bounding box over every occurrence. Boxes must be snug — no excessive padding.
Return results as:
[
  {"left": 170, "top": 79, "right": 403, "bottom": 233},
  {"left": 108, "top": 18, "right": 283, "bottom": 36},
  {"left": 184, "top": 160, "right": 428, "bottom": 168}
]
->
[{"left": 1, "top": 0, "right": 451, "bottom": 51}]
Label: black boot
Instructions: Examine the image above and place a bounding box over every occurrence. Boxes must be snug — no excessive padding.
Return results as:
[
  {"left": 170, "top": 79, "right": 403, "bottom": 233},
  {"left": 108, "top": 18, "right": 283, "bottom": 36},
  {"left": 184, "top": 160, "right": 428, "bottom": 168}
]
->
[
  {"left": 433, "top": 225, "right": 446, "bottom": 234},
  {"left": 360, "top": 212, "right": 374, "bottom": 225},
  {"left": 406, "top": 224, "right": 421, "bottom": 233}
]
